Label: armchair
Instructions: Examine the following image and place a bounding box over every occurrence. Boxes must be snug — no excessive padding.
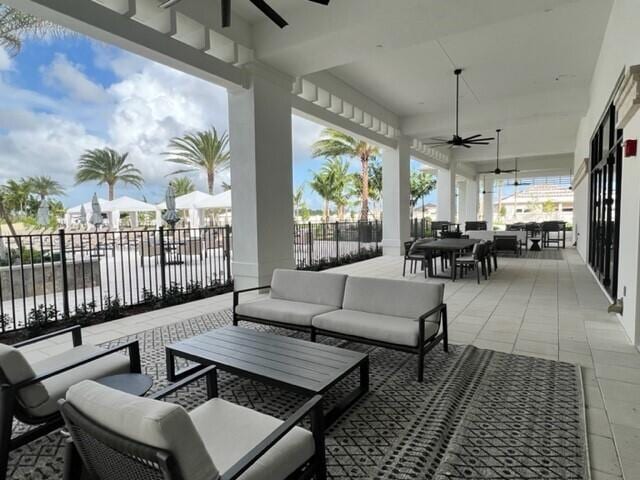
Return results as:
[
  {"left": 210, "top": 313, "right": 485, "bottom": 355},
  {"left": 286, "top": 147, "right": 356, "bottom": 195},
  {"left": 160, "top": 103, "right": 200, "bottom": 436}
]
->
[
  {"left": 59, "top": 366, "right": 326, "bottom": 480},
  {"left": 0, "top": 325, "right": 140, "bottom": 480}
]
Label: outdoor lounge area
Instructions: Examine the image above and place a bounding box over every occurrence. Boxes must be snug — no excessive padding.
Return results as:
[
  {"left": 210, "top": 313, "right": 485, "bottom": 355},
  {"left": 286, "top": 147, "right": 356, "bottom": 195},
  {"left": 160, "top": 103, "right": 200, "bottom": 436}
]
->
[{"left": 2, "top": 0, "right": 640, "bottom": 479}]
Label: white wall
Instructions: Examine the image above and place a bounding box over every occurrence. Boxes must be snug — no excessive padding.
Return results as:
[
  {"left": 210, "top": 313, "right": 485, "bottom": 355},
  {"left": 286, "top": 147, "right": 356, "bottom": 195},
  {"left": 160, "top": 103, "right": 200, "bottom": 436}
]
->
[{"left": 573, "top": 0, "right": 640, "bottom": 345}]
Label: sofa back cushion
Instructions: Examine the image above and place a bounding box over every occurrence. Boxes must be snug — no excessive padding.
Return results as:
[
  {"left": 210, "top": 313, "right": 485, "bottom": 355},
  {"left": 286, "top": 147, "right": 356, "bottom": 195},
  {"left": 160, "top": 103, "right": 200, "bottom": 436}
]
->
[
  {"left": 0, "top": 343, "right": 49, "bottom": 412},
  {"left": 343, "top": 277, "right": 444, "bottom": 320},
  {"left": 66, "top": 380, "right": 218, "bottom": 480},
  {"left": 270, "top": 269, "right": 348, "bottom": 308}
]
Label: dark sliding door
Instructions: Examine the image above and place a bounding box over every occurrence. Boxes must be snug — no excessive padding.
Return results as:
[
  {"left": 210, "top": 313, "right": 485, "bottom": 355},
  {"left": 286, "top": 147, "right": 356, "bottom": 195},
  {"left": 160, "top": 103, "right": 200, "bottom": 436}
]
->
[{"left": 588, "top": 103, "right": 622, "bottom": 298}]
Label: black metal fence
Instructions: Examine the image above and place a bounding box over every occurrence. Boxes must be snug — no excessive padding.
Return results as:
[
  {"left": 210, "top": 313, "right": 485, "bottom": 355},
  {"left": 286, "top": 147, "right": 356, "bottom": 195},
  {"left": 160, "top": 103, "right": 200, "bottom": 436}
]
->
[
  {"left": 294, "top": 221, "right": 382, "bottom": 270},
  {"left": 0, "top": 226, "right": 232, "bottom": 333},
  {"left": 410, "top": 218, "right": 433, "bottom": 239}
]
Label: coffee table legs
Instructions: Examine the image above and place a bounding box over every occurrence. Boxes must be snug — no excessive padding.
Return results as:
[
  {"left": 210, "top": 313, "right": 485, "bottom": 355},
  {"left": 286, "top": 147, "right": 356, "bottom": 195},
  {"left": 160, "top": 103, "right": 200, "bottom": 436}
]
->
[{"left": 324, "top": 357, "right": 369, "bottom": 427}]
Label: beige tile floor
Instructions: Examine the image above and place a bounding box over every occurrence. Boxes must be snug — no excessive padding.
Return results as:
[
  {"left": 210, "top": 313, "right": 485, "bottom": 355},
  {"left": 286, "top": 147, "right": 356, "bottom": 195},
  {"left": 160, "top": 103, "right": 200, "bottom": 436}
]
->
[{"left": 19, "top": 249, "right": 640, "bottom": 479}]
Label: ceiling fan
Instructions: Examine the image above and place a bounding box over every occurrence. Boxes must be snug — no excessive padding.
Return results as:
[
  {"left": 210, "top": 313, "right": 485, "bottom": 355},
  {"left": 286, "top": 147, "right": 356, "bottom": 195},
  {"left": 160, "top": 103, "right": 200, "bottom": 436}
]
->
[
  {"left": 479, "top": 129, "right": 518, "bottom": 175},
  {"left": 481, "top": 176, "right": 494, "bottom": 195},
  {"left": 160, "top": 0, "right": 330, "bottom": 28},
  {"left": 505, "top": 158, "right": 531, "bottom": 187},
  {"left": 426, "top": 68, "right": 494, "bottom": 149}
]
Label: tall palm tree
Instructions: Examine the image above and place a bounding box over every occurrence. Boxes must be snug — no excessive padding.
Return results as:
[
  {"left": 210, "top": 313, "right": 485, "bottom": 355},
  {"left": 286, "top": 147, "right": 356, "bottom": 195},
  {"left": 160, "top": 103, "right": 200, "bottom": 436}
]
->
[
  {"left": 309, "top": 171, "right": 333, "bottom": 222},
  {"left": 75, "top": 148, "right": 143, "bottom": 200},
  {"left": 312, "top": 128, "right": 379, "bottom": 221},
  {"left": 322, "top": 158, "right": 352, "bottom": 221},
  {"left": 0, "top": 5, "right": 67, "bottom": 56},
  {"left": 410, "top": 171, "right": 437, "bottom": 219},
  {"left": 3, "top": 179, "right": 31, "bottom": 216},
  {"left": 293, "top": 185, "right": 305, "bottom": 219},
  {"left": 27, "top": 176, "right": 64, "bottom": 201},
  {"left": 170, "top": 176, "right": 196, "bottom": 196},
  {"left": 164, "top": 127, "right": 230, "bottom": 195}
]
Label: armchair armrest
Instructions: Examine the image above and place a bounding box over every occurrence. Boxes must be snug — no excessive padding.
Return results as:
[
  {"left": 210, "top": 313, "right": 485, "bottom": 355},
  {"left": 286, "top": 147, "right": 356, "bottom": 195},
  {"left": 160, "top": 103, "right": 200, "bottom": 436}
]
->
[
  {"left": 150, "top": 366, "right": 217, "bottom": 400},
  {"left": 221, "top": 395, "right": 324, "bottom": 480},
  {"left": 14, "top": 324, "right": 82, "bottom": 348},
  {"left": 14, "top": 340, "right": 140, "bottom": 389},
  {"left": 233, "top": 285, "right": 271, "bottom": 309},
  {"left": 418, "top": 303, "right": 447, "bottom": 322}
]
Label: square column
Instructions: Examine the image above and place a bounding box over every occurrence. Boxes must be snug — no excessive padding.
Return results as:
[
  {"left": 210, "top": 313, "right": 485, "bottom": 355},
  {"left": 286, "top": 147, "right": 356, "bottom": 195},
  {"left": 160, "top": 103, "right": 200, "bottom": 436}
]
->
[
  {"left": 482, "top": 175, "right": 494, "bottom": 230},
  {"left": 228, "top": 71, "right": 294, "bottom": 289},
  {"left": 436, "top": 159, "right": 457, "bottom": 221},
  {"left": 382, "top": 137, "right": 410, "bottom": 255},
  {"left": 459, "top": 179, "right": 479, "bottom": 227}
]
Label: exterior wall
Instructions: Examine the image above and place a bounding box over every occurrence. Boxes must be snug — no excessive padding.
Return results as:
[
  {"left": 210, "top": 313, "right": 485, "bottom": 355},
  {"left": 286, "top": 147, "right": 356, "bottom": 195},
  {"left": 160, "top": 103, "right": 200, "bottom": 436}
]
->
[{"left": 573, "top": 0, "right": 640, "bottom": 345}]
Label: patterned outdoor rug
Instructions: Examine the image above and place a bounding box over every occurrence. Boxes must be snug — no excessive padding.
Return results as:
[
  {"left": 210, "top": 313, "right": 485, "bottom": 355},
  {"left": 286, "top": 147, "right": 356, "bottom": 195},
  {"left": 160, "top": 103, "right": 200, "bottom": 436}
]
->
[{"left": 8, "top": 310, "right": 588, "bottom": 479}]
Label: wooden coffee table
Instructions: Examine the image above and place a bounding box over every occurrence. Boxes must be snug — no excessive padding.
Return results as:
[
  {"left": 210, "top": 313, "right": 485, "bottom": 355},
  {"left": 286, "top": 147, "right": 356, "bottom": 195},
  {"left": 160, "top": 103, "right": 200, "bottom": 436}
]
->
[{"left": 166, "top": 326, "right": 369, "bottom": 426}]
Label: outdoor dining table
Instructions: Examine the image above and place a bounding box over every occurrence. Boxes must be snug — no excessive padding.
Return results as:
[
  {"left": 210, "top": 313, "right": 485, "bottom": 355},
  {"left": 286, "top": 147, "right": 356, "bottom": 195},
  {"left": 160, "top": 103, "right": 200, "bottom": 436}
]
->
[{"left": 413, "top": 238, "right": 481, "bottom": 279}]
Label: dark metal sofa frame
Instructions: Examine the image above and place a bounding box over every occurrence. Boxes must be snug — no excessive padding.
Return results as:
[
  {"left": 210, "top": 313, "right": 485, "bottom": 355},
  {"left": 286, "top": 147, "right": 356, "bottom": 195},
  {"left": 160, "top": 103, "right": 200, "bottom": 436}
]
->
[
  {"left": 60, "top": 366, "right": 326, "bottom": 480},
  {"left": 0, "top": 325, "right": 141, "bottom": 480},
  {"left": 233, "top": 287, "right": 448, "bottom": 382}
]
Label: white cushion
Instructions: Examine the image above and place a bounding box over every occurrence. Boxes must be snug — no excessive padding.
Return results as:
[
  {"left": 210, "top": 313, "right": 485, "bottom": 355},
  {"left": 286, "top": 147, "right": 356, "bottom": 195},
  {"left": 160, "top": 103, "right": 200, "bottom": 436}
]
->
[
  {"left": 312, "top": 309, "right": 440, "bottom": 347},
  {"left": 0, "top": 343, "right": 48, "bottom": 411},
  {"left": 66, "top": 380, "right": 219, "bottom": 480},
  {"left": 270, "top": 269, "right": 347, "bottom": 307},
  {"left": 190, "top": 398, "right": 314, "bottom": 480},
  {"left": 236, "top": 298, "right": 338, "bottom": 327},
  {"left": 28, "top": 345, "right": 130, "bottom": 417},
  {"left": 343, "top": 277, "right": 444, "bottom": 321}
]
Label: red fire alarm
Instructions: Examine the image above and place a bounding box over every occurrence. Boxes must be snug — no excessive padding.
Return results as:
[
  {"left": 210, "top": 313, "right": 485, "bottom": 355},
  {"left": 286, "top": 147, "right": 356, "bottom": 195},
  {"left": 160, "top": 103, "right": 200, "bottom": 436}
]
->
[{"left": 625, "top": 139, "right": 637, "bottom": 157}]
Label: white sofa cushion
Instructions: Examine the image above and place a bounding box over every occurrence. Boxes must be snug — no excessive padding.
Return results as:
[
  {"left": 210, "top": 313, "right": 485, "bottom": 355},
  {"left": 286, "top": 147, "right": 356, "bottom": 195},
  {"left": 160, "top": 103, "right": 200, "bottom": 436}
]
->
[
  {"left": 236, "top": 298, "right": 338, "bottom": 327},
  {"left": 0, "top": 343, "right": 49, "bottom": 411},
  {"left": 270, "top": 269, "right": 347, "bottom": 308},
  {"left": 28, "top": 345, "right": 130, "bottom": 417},
  {"left": 190, "top": 398, "right": 314, "bottom": 480},
  {"left": 343, "top": 277, "right": 444, "bottom": 321},
  {"left": 66, "top": 380, "right": 219, "bottom": 480},
  {"left": 312, "top": 309, "right": 440, "bottom": 347}
]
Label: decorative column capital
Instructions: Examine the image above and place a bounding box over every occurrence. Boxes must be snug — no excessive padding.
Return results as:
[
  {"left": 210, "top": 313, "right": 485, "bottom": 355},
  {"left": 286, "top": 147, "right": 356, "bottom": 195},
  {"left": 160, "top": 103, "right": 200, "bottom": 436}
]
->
[{"left": 613, "top": 64, "right": 640, "bottom": 129}]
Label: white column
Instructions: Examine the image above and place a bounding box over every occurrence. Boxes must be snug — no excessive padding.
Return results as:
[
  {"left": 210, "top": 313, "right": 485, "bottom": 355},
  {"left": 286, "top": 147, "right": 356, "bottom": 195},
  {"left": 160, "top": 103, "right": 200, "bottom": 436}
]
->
[
  {"left": 228, "top": 69, "right": 294, "bottom": 289},
  {"left": 461, "top": 179, "right": 479, "bottom": 227},
  {"left": 436, "top": 159, "right": 457, "bottom": 221},
  {"left": 382, "top": 136, "right": 410, "bottom": 255},
  {"left": 482, "top": 176, "right": 494, "bottom": 230}
]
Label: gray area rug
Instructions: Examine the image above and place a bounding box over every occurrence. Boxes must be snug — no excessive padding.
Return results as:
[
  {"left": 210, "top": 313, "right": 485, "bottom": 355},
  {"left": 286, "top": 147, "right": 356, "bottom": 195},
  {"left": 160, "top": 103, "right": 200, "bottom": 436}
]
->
[{"left": 8, "top": 310, "right": 588, "bottom": 479}]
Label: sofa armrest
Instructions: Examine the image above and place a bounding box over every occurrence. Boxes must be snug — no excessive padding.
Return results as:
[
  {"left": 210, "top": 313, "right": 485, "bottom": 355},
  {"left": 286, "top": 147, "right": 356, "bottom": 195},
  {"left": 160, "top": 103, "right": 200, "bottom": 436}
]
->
[
  {"left": 221, "top": 395, "right": 324, "bottom": 480},
  {"left": 233, "top": 285, "right": 271, "bottom": 310},
  {"left": 14, "top": 340, "right": 140, "bottom": 389},
  {"left": 418, "top": 303, "right": 447, "bottom": 322},
  {"left": 14, "top": 324, "right": 83, "bottom": 348}
]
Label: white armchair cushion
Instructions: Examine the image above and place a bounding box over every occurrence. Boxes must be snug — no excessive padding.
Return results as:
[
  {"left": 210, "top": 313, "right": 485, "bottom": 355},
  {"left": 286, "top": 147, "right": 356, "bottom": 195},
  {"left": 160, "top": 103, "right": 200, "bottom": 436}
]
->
[
  {"left": 343, "top": 277, "right": 444, "bottom": 322},
  {"left": 190, "top": 398, "right": 315, "bottom": 480},
  {"left": 66, "top": 381, "right": 219, "bottom": 480},
  {"left": 236, "top": 298, "right": 338, "bottom": 327},
  {"left": 28, "top": 345, "right": 130, "bottom": 417},
  {"left": 312, "top": 309, "right": 440, "bottom": 347},
  {"left": 270, "top": 269, "right": 347, "bottom": 307},
  {"left": 0, "top": 343, "right": 48, "bottom": 411}
]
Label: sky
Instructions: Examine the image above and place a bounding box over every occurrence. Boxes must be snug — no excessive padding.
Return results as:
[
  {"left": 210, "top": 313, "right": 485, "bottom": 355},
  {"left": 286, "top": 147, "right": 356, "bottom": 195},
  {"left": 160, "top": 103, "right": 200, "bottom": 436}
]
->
[{"left": 0, "top": 33, "right": 435, "bottom": 211}]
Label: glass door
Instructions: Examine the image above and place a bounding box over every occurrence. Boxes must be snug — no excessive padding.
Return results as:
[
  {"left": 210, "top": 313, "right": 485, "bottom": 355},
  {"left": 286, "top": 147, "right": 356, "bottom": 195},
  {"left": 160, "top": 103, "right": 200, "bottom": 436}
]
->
[{"left": 588, "top": 103, "right": 622, "bottom": 298}]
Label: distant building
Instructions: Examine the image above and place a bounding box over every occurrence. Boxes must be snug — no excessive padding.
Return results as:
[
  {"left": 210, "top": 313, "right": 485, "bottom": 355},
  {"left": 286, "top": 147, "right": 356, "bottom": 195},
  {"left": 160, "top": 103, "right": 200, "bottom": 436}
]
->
[
  {"left": 494, "top": 184, "right": 573, "bottom": 223},
  {"left": 412, "top": 203, "right": 437, "bottom": 220}
]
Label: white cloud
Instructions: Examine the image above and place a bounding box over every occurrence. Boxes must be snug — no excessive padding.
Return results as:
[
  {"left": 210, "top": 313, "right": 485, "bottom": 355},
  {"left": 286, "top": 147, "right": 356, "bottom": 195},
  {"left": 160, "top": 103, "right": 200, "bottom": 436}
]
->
[
  {"left": 42, "top": 53, "right": 109, "bottom": 103},
  {"left": 0, "top": 47, "right": 12, "bottom": 71}
]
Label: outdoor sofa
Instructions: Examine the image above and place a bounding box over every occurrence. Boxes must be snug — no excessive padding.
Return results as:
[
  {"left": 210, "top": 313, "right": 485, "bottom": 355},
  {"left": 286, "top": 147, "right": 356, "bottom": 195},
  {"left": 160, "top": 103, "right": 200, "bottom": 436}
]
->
[{"left": 234, "top": 269, "right": 448, "bottom": 382}]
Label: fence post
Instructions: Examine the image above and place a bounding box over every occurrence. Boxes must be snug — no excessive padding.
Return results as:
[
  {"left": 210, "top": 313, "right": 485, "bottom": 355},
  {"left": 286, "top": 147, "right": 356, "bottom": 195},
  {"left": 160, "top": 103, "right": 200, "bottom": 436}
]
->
[
  {"left": 59, "top": 229, "right": 70, "bottom": 320},
  {"left": 159, "top": 226, "right": 167, "bottom": 296},
  {"left": 374, "top": 220, "right": 379, "bottom": 253},
  {"left": 334, "top": 221, "right": 339, "bottom": 264},
  {"left": 225, "top": 225, "right": 232, "bottom": 284},
  {"left": 357, "top": 221, "right": 361, "bottom": 253},
  {"left": 307, "top": 222, "right": 313, "bottom": 267}
]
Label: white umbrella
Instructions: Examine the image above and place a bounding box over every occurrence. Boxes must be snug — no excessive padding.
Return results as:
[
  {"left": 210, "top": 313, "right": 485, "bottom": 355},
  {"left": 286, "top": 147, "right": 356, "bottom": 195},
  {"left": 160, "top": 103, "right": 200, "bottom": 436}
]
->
[
  {"left": 162, "top": 186, "right": 179, "bottom": 228},
  {"left": 89, "top": 193, "right": 103, "bottom": 228},
  {"left": 36, "top": 201, "right": 49, "bottom": 227}
]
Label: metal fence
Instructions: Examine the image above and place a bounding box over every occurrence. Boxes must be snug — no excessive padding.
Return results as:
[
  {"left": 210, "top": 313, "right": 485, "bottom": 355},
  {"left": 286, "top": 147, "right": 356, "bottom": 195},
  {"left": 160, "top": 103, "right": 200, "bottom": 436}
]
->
[
  {"left": 0, "top": 226, "right": 232, "bottom": 333},
  {"left": 294, "top": 221, "right": 382, "bottom": 270},
  {"left": 410, "top": 218, "right": 433, "bottom": 239}
]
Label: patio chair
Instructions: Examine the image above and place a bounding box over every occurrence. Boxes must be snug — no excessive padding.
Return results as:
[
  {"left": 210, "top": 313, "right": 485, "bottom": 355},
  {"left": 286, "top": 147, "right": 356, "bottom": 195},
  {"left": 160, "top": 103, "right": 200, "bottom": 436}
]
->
[
  {"left": 0, "top": 325, "right": 140, "bottom": 480},
  {"left": 464, "top": 221, "right": 487, "bottom": 231},
  {"left": 403, "top": 241, "right": 425, "bottom": 277},
  {"left": 454, "top": 242, "right": 488, "bottom": 284},
  {"left": 59, "top": 367, "right": 326, "bottom": 480},
  {"left": 493, "top": 235, "right": 522, "bottom": 256}
]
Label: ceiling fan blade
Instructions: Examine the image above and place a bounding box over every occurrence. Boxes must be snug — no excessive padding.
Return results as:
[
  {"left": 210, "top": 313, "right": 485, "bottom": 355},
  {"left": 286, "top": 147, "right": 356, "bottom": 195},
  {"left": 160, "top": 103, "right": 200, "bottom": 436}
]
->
[
  {"left": 308, "top": 0, "right": 330, "bottom": 4},
  {"left": 501, "top": 169, "right": 518, "bottom": 173},
  {"left": 463, "top": 134, "right": 482, "bottom": 141},
  {"left": 249, "top": 0, "right": 289, "bottom": 28},
  {"left": 159, "top": 0, "right": 183, "bottom": 8},
  {"left": 468, "top": 137, "right": 495, "bottom": 142},
  {"left": 466, "top": 142, "right": 490, "bottom": 145},
  {"left": 462, "top": 144, "right": 471, "bottom": 148}
]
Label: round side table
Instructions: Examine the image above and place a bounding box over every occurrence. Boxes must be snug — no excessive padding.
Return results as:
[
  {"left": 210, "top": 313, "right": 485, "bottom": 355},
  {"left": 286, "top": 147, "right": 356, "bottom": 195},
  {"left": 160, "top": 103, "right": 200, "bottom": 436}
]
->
[
  {"left": 530, "top": 238, "right": 542, "bottom": 252},
  {"left": 95, "top": 373, "right": 154, "bottom": 397}
]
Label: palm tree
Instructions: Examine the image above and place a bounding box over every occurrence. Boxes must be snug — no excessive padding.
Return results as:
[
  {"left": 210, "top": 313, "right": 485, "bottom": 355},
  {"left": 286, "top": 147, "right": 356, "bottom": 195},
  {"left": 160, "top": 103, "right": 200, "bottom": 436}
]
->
[
  {"left": 293, "top": 185, "right": 306, "bottom": 219},
  {"left": 3, "top": 179, "right": 31, "bottom": 216},
  {"left": 27, "top": 176, "right": 64, "bottom": 201},
  {"left": 0, "top": 5, "right": 67, "bottom": 56},
  {"left": 164, "top": 127, "right": 230, "bottom": 195},
  {"left": 322, "top": 158, "right": 352, "bottom": 221},
  {"left": 75, "top": 148, "right": 143, "bottom": 200},
  {"left": 410, "top": 170, "right": 437, "bottom": 219},
  {"left": 171, "top": 176, "right": 196, "bottom": 196},
  {"left": 312, "top": 128, "right": 379, "bottom": 221},
  {"left": 309, "top": 171, "right": 333, "bottom": 222}
]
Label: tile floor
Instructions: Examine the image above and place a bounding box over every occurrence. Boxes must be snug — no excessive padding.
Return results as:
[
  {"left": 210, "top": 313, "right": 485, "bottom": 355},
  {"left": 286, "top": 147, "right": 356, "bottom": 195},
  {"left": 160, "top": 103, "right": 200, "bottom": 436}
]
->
[{"left": 18, "top": 249, "right": 640, "bottom": 479}]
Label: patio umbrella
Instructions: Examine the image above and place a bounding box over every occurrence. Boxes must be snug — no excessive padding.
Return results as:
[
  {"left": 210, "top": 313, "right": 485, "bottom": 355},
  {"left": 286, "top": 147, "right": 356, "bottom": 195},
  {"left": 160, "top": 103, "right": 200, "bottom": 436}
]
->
[
  {"left": 162, "top": 185, "right": 179, "bottom": 228},
  {"left": 79, "top": 204, "right": 87, "bottom": 227},
  {"left": 89, "top": 193, "right": 103, "bottom": 228},
  {"left": 36, "top": 200, "right": 49, "bottom": 227}
]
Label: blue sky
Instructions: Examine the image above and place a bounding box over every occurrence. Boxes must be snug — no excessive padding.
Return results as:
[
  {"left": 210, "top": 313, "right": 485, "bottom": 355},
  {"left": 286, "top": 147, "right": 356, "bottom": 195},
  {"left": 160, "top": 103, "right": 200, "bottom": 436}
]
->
[{"left": 0, "top": 33, "right": 436, "bottom": 211}]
